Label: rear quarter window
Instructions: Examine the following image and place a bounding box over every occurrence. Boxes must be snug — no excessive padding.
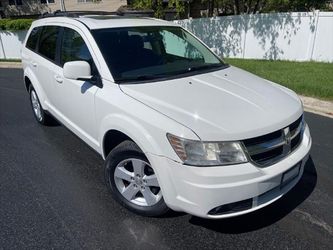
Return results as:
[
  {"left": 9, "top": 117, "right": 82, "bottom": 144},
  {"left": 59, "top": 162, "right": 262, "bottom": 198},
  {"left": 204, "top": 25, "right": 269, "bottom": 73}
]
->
[
  {"left": 26, "top": 27, "right": 42, "bottom": 51},
  {"left": 37, "top": 26, "right": 60, "bottom": 62}
]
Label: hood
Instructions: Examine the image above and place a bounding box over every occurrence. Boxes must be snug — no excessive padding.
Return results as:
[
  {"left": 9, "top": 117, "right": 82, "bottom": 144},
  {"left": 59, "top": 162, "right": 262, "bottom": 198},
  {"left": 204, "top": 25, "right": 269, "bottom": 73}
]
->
[{"left": 120, "top": 66, "right": 303, "bottom": 141}]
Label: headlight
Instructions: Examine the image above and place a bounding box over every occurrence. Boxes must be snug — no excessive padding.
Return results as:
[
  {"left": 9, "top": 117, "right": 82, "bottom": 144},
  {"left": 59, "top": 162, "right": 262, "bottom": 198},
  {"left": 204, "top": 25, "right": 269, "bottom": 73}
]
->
[{"left": 167, "top": 134, "right": 248, "bottom": 166}]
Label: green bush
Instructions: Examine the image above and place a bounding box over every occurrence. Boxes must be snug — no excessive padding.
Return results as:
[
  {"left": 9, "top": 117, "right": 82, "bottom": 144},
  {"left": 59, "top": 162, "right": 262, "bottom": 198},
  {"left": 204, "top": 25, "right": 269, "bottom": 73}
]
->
[{"left": 0, "top": 19, "right": 34, "bottom": 31}]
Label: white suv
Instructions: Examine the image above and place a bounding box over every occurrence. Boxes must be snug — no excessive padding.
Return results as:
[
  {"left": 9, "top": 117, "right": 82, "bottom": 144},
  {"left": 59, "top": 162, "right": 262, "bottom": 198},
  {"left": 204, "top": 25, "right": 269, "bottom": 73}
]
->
[{"left": 21, "top": 12, "right": 312, "bottom": 219}]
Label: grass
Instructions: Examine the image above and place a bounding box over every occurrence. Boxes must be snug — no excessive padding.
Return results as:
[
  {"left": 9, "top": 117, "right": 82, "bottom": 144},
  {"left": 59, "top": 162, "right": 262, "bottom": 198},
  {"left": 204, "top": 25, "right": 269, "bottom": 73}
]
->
[
  {"left": 0, "top": 59, "right": 21, "bottom": 62},
  {"left": 225, "top": 58, "right": 333, "bottom": 101}
]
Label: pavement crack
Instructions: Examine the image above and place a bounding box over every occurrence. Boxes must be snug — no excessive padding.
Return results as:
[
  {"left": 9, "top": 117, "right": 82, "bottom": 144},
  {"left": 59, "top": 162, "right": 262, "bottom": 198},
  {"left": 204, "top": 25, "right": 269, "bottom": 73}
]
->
[{"left": 295, "top": 209, "right": 333, "bottom": 236}]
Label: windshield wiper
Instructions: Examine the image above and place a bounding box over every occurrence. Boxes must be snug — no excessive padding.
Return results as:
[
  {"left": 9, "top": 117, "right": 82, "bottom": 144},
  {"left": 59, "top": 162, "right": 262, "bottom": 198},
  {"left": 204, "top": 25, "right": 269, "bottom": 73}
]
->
[
  {"left": 116, "top": 64, "right": 227, "bottom": 83},
  {"left": 162, "top": 63, "right": 225, "bottom": 77},
  {"left": 187, "top": 63, "right": 224, "bottom": 72},
  {"left": 117, "top": 74, "right": 171, "bottom": 83}
]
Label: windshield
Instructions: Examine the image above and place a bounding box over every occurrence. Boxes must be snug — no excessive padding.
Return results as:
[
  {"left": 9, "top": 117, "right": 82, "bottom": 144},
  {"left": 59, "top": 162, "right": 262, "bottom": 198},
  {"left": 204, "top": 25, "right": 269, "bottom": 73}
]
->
[{"left": 92, "top": 26, "right": 228, "bottom": 83}]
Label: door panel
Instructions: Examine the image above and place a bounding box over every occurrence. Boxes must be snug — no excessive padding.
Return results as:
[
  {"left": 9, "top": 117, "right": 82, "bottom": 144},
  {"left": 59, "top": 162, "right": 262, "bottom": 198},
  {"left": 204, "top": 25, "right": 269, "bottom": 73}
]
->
[
  {"left": 52, "top": 27, "right": 99, "bottom": 147},
  {"left": 34, "top": 26, "right": 60, "bottom": 106}
]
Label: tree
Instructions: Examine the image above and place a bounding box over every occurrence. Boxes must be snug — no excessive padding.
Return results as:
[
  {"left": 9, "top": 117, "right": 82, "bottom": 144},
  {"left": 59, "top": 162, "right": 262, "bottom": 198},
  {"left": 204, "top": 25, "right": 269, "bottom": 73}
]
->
[
  {"left": 262, "top": 0, "right": 329, "bottom": 12},
  {"left": 130, "top": 0, "right": 330, "bottom": 19},
  {"left": 131, "top": 0, "right": 185, "bottom": 18},
  {"left": 196, "top": 0, "right": 330, "bottom": 17}
]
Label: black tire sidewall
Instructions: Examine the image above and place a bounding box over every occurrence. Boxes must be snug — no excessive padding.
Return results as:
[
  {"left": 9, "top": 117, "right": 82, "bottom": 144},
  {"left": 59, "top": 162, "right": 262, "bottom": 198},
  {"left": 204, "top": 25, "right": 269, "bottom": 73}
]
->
[
  {"left": 29, "top": 85, "right": 45, "bottom": 124},
  {"left": 104, "top": 141, "right": 169, "bottom": 217}
]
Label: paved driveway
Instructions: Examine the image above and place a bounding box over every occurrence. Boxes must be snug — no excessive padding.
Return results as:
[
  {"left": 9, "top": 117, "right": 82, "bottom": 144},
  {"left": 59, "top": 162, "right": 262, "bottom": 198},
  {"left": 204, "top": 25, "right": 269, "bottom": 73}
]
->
[{"left": 0, "top": 68, "right": 332, "bottom": 249}]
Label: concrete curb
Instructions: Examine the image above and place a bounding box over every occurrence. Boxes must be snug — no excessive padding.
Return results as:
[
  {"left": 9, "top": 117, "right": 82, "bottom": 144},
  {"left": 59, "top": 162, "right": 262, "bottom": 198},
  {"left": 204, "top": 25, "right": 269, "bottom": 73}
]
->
[
  {"left": 1, "top": 62, "right": 332, "bottom": 119},
  {"left": 0, "top": 62, "right": 22, "bottom": 68},
  {"left": 300, "top": 95, "right": 333, "bottom": 119}
]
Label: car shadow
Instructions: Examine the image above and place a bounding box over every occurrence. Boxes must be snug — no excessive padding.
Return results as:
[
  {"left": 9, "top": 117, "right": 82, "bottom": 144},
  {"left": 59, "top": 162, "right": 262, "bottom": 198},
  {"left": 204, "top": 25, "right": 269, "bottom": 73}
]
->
[
  {"left": 44, "top": 113, "right": 61, "bottom": 127},
  {"left": 81, "top": 81, "right": 93, "bottom": 94},
  {"left": 189, "top": 156, "right": 317, "bottom": 234}
]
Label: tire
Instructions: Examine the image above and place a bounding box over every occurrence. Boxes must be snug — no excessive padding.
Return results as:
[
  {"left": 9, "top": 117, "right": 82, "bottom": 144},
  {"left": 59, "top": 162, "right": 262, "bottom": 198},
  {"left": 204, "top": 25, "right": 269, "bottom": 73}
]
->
[
  {"left": 29, "top": 85, "right": 52, "bottom": 125},
  {"left": 105, "top": 140, "right": 169, "bottom": 217}
]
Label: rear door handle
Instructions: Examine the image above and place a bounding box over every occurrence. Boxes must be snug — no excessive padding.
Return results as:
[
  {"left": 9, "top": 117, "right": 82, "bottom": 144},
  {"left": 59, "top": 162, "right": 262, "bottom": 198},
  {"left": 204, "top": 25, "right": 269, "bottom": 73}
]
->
[
  {"left": 31, "top": 62, "right": 37, "bottom": 67},
  {"left": 54, "top": 75, "right": 63, "bottom": 84}
]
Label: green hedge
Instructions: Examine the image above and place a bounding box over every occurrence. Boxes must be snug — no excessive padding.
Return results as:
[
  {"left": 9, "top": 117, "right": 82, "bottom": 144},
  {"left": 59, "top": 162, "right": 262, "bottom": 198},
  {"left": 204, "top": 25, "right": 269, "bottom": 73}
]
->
[{"left": 0, "top": 19, "right": 34, "bottom": 31}]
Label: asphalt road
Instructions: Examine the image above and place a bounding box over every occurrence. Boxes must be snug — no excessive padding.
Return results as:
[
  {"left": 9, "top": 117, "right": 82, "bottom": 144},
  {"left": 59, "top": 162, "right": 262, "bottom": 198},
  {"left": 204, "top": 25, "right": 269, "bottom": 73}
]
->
[{"left": 0, "top": 68, "right": 332, "bottom": 250}]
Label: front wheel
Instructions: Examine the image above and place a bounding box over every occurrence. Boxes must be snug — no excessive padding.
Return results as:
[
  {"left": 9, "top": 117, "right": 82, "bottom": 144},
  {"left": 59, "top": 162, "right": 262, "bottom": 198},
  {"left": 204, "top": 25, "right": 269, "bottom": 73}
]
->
[{"left": 105, "top": 140, "right": 169, "bottom": 217}]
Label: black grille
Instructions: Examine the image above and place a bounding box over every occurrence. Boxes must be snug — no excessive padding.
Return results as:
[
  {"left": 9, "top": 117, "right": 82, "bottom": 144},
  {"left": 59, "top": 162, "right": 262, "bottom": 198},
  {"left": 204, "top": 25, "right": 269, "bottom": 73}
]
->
[{"left": 243, "top": 115, "right": 304, "bottom": 167}]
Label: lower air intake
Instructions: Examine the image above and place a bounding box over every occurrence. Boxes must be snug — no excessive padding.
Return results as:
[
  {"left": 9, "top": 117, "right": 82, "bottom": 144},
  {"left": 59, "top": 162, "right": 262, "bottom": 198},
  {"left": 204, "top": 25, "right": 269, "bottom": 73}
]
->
[{"left": 208, "top": 198, "right": 253, "bottom": 215}]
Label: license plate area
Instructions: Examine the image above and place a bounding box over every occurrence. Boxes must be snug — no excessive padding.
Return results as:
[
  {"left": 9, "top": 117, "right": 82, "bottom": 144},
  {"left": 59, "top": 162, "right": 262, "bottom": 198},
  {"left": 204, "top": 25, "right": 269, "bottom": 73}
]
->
[{"left": 281, "top": 162, "right": 301, "bottom": 188}]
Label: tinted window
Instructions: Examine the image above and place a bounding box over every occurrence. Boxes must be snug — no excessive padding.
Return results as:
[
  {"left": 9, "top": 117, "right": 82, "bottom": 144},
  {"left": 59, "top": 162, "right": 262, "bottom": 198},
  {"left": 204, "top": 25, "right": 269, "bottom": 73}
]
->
[
  {"left": 61, "top": 27, "right": 97, "bottom": 74},
  {"left": 26, "top": 27, "right": 42, "bottom": 51},
  {"left": 92, "top": 26, "right": 225, "bottom": 83},
  {"left": 161, "top": 30, "right": 203, "bottom": 60},
  {"left": 38, "top": 26, "right": 59, "bottom": 61},
  {"left": 61, "top": 27, "right": 93, "bottom": 65}
]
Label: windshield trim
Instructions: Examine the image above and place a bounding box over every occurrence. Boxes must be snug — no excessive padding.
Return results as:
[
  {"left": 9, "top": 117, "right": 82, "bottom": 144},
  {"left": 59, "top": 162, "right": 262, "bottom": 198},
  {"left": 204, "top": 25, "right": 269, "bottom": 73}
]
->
[{"left": 115, "top": 64, "right": 230, "bottom": 84}]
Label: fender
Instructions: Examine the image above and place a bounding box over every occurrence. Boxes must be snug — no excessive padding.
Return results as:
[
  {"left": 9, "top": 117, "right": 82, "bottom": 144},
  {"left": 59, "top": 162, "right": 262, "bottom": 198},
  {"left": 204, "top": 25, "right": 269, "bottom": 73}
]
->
[
  {"left": 99, "top": 113, "right": 188, "bottom": 209},
  {"left": 99, "top": 113, "right": 164, "bottom": 160},
  {"left": 24, "top": 67, "right": 49, "bottom": 110},
  {"left": 97, "top": 82, "right": 199, "bottom": 161}
]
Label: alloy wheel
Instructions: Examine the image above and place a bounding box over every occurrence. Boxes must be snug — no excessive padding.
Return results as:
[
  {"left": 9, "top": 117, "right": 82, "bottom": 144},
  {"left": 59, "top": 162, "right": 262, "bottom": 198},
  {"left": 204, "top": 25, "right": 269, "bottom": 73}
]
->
[
  {"left": 114, "top": 158, "right": 162, "bottom": 206},
  {"left": 30, "top": 90, "right": 42, "bottom": 121}
]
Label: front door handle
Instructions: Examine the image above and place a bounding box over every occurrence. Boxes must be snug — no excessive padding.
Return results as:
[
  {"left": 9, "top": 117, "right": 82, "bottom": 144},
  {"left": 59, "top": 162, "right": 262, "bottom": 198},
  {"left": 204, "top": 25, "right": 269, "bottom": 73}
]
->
[
  {"left": 54, "top": 75, "right": 63, "bottom": 84},
  {"left": 31, "top": 62, "right": 37, "bottom": 67}
]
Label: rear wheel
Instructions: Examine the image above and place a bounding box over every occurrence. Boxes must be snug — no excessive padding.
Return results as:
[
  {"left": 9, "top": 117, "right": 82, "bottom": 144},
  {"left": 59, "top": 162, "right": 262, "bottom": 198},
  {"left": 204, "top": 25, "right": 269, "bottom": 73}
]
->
[
  {"left": 105, "top": 140, "right": 169, "bottom": 217},
  {"left": 29, "top": 85, "right": 52, "bottom": 125}
]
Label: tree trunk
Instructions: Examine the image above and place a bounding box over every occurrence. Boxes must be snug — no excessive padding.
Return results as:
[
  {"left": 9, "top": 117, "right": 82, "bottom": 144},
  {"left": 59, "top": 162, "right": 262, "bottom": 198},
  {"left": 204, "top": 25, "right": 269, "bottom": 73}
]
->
[
  {"left": 253, "top": 0, "right": 262, "bottom": 13},
  {"left": 208, "top": 0, "right": 215, "bottom": 17},
  {"left": 233, "top": 0, "right": 240, "bottom": 15},
  {"left": 246, "top": 0, "right": 253, "bottom": 14},
  {"left": 189, "top": 0, "right": 202, "bottom": 18}
]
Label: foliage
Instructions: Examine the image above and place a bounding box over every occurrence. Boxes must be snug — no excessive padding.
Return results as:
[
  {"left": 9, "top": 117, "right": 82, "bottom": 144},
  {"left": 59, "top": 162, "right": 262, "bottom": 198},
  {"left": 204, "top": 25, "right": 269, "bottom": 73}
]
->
[
  {"left": 197, "top": 0, "right": 330, "bottom": 17},
  {"left": 0, "top": 19, "right": 34, "bottom": 31},
  {"left": 262, "top": 0, "right": 330, "bottom": 13},
  {"left": 132, "top": 0, "right": 154, "bottom": 10},
  {"left": 226, "top": 58, "right": 333, "bottom": 101},
  {"left": 132, "top": 0, "right": 185, "bottom": 19},
  {"left": 168, "top": 0, "right": 185, "bottom": 18},
  {"left": 132, "top": 0, "right": 330, "bottom": 19},
  {"left": 132, "top": 0, "right": 163, "bottom": 18},
  {"left": 155, "top": 0, "right": 164, "bottom": 18}
]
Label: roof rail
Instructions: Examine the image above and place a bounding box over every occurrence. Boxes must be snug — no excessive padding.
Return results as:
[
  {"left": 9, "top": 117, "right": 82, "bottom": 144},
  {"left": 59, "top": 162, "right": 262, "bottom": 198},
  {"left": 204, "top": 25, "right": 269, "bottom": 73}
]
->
[{"left": 40, "top": 10, "right": 118, "bottom": 19}]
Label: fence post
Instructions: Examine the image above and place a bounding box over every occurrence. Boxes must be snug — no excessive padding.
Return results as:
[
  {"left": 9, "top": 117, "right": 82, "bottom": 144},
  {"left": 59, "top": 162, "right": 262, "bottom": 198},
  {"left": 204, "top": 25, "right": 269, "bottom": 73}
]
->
[
  {"left": 0, "top": 32, "right": 6, "bottom": 59},
  {"left": 309, "top": 10, "right": 320, "bottom": 61},
  {"left": 242, "top": 15, "right": 249, "bottom": 59}
]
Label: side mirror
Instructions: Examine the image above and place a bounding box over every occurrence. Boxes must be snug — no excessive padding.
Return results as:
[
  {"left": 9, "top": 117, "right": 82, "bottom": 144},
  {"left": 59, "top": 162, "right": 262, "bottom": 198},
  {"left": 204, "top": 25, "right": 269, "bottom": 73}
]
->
[{"left": 63, "top": 61, "right": 92, "bottom": 81}]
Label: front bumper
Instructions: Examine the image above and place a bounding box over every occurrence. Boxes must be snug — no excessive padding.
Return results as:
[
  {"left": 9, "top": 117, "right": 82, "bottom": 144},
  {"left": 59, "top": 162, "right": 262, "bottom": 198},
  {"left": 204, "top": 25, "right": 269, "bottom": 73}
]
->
[{"left": 147, "top": 125, "right": 312, "bottom": 219}]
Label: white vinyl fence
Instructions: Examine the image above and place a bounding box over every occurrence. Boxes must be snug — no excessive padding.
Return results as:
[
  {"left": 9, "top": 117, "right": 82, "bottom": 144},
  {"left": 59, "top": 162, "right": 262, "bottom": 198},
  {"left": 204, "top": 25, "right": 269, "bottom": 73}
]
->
[
  {"left": 0, "top": 30, "right": 27, "bottom": 59},
  {"left": 175, "top": 11, "right": 333, "bottom": 62},
  {"left": 1, "top": 11, "right": 333, "bottom": 62}
]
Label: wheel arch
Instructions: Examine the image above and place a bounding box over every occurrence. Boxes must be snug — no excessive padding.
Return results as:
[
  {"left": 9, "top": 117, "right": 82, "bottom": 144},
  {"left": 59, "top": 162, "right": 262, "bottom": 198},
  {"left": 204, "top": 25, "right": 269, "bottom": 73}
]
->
[
  {"left": 99, "top": 114, "right": 164, "bottom": 160},
  {"left": 23, "top": 67, "right": 48, "bottom": 110},
  {"left": 24, "top": 75, "right": 32, "bottom": 92},
  {"left": 102, "top": 129, "right": 133, "bottom": 159}
]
